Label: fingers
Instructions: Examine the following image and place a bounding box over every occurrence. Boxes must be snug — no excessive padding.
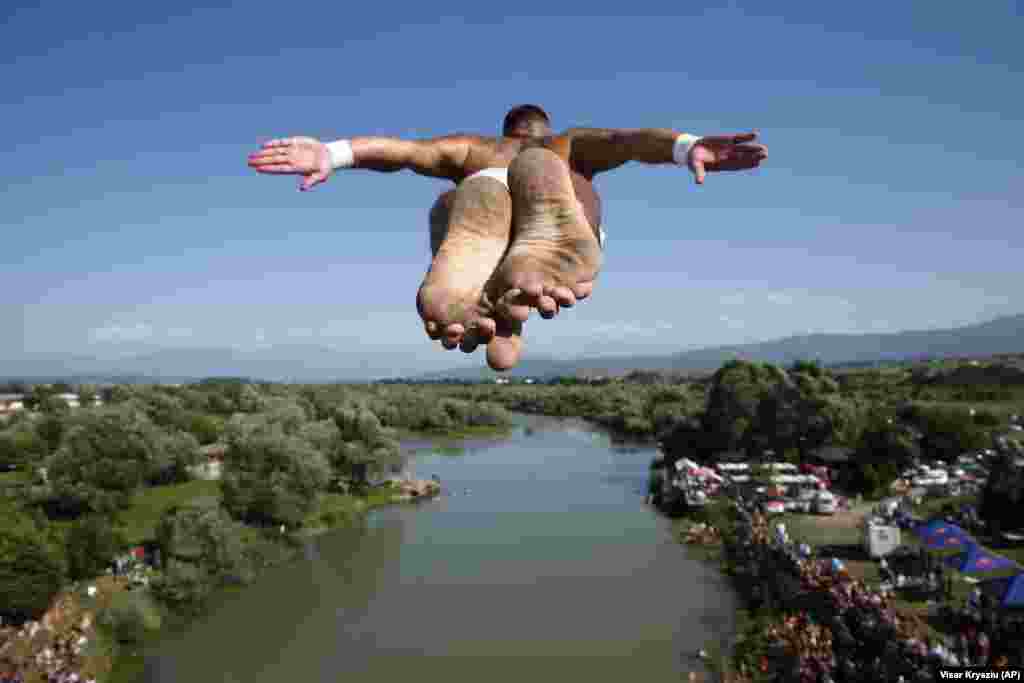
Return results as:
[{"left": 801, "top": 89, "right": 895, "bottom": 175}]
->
[
  {"left": 253, "top": 164, "right": 298, "bottom": 174},
  {"left": 248, "top": 152, "right": 293, "bottom": 168},
  {"left": 299, "top": 171, "right": 328, "bottom": 191},
  {"left": 262, "top": 137, "right": 297, "bottom": 149},
  {"left": 692, "top": 158, "right": 706, "bottom": 185}
]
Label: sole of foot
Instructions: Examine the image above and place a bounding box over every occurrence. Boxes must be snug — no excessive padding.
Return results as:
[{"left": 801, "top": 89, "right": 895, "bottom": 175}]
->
[
  {"left": 484, "top": 146, "right": 603, "bottom": 327},
  {"left": 417, "top": 176, "right": 512, "bottom": 354}
]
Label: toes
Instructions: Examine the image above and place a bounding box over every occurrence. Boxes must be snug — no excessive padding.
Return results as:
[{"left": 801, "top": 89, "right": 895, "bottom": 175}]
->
[
  {"left": 486, "top": 317, "right": 524, "bottom": 371},
  {"left": 537, "top": 295, "right": 558, "bottom": 319},
  {"left": 496, "top": 289, "right": 532, "bottom": 322},
  {"left": 459, "top": 318, "right": 496, "bottom": 353},
  {"left": 474, "top": 317, "right": 497, "bottom": 343},
  {"left": 547, "top": 285, "right": 576, "bottom": 309},
  {"left": 443, "top": 323, "right": 464, "bottom": 345},
  {"left": 572, "top": 281, "right": 594, "bottom": 300}
]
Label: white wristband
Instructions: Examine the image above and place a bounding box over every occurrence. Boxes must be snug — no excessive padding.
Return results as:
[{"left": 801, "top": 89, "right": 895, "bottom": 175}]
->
[
  {"left": 672, "top": 133, "right": 701, "bottom": 166},
  {"left": 326, "top": 139, "right": 355, "bottom": 169}
]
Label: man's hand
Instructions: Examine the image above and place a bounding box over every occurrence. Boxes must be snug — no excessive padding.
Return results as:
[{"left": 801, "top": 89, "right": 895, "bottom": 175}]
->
[
  {"left": 247, "top": 137, "right": 332, "bottom": 192},
  {"left": 689, "top": 131, "right": 768, "bottom": 185}
]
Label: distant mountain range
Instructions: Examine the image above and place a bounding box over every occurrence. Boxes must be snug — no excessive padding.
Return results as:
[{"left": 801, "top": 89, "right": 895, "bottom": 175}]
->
[
  {"left": 3, "top": 314, "right": 1022, "bottom": 384},
  {"left": 414, "top": 313, "right": 1024, "bottom": 381}
]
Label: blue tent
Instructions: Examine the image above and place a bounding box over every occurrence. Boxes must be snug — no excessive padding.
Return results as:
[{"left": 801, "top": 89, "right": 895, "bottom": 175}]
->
[
  {"left": 920, "top": 523, "right": 974, "bottom": 550},
  {"left": 914, "top": 519, "right": 948, "bottom": 537},
  {"left": 979, "top": 573, "right": 1024, "bottom": 608},
  {"left": 945, "top": 544, "right": 1018, "bottom": 574}
]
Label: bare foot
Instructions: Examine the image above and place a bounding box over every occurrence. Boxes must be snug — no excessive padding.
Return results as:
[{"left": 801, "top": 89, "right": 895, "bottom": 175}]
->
[
  {"left": 416, "top": 176, "right": 511, "bottom": 356},
  {"left": 480, "top": 147, "right": 603, "bottom": 367}
]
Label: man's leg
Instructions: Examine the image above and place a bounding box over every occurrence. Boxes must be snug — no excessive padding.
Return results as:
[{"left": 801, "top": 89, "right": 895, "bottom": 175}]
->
[{"left": 418, "top": 179, "right": 515, "bottom": 362}]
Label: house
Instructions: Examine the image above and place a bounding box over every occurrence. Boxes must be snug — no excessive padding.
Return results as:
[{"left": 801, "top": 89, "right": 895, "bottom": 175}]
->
[
  {"left": 0, "top": 394, "right": 25, "bottom": 414},
  {"left": 189, "top": 443, "right": 227, "bottom": 480}
]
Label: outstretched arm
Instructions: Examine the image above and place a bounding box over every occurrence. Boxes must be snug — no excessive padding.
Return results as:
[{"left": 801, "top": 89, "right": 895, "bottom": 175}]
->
[
  {"left": 566, "top": 127, "right": 766, "bottom": 184},
  {"left": 247, "top": 134, "right": 477, "bottom": 191}
]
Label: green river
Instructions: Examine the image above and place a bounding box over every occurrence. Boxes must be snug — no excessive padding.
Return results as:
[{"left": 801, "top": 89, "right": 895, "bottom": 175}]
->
[{"left": 141, "top": 414, "right": 737, "bottom": 682}]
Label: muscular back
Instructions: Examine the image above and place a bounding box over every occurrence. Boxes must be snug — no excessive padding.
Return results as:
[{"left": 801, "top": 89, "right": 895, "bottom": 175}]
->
[{"left": 459, "top": 134, "right": 602, "bottom": 229}]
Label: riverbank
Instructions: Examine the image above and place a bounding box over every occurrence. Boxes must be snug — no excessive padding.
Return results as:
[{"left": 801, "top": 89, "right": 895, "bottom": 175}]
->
[
  {"left": 676, "top": 496, "right": 1024, "bottom": 681},
  {"left": 0, "top": 475, "right": 441, "bottom": 683}
]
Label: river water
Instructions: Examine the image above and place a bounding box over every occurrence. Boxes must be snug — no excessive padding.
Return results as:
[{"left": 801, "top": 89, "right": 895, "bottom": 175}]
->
[{"left": 143, "top": 414, "right": 737, "bottom": 682}]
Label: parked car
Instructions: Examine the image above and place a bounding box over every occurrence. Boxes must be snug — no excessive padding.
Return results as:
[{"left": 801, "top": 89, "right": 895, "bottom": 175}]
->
[{"left": 763, "top": 498, "right": 787, "bottom": 515}]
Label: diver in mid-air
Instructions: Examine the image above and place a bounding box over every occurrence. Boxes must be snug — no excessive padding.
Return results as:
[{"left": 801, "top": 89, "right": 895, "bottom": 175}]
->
[{"left": 248, "top": 104, "right": 767, "bottom": 371}]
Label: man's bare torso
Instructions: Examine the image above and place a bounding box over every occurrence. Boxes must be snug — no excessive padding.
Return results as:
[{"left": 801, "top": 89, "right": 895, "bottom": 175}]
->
[{"left": 458, "top": 134, "right": 602, "bottom": 229}]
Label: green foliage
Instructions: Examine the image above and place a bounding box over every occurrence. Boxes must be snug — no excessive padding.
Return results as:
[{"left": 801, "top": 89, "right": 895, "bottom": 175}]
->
[
  {"left": 147, "top": 430, "right": 200, "bottom": 486},
  {"left": 220, "top": 431, "right": 331, "bottom": 526},
  {"left": 0, "top": 430, "right": 25, "bottom": 468},
  {"left": 980, "top": 455, "right": 1024, "bottom": 532},
  {"left": 333, "top": 407, "right": 403, "bottom": 486},
  {"left": 66, "top": 515, "right": 125, "bottom": 581},
  {"left": 150, "top": 560, "right": 212, "bottom": 615},
  {"left": 47, "top": 407, "right": 161, "bottom": 515},
  {"left": 899, "top": 403, "right": 988, "bottom": 461},
  {"left": 182, "top": 412, "right": 224, "bottom": 445},
  {"left": 37, "top": 413, "right": 67, "bottom": 453},
  {"left": 156, "top": 504, "right": 250, "bottom": 582},
  {"left": 99, "top": 588, "right": 163, "bottom": 643},
  {"left": 0, "top": 501, "right": 67, "bottom": 623}
]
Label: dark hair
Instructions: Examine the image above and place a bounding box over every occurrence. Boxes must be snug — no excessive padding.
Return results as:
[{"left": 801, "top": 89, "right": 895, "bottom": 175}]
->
[{"left": 502, "top": 104, "right": 550, "bottom": 135}]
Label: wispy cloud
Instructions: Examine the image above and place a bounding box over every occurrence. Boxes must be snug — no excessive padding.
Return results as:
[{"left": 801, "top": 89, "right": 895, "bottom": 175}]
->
[{"left": 88, "top": 322, "right": 153, "bottom": 343}]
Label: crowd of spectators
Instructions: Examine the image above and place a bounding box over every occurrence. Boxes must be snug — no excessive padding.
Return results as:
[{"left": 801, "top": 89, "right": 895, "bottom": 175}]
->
[{"left": 720, "top": 500, "right": 1024, "bottom": 682}]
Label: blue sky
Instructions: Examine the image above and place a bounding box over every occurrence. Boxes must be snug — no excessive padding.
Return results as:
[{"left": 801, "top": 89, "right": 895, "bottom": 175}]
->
[{"left": 3, "top": 0, "right": 1021, "bottom": 375}]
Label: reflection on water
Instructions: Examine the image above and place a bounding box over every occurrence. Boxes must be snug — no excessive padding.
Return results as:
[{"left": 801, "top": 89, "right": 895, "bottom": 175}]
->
[{"left": 144, "top": 414, "right": 736, "bottom": 682}]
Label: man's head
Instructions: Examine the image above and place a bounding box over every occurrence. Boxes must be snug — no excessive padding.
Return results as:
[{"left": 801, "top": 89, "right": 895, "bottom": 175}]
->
[{"left": 502, "top": 104, "right": 552, "bottom": 137}]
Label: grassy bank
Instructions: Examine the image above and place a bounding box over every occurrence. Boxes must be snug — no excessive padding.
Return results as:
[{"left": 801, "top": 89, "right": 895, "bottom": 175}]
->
[
  {"left": 394, "top": 423, "right": 514, "bottom": 443},
  {"left": 95, "top": 479, "right": 430, "bottom": 683}
]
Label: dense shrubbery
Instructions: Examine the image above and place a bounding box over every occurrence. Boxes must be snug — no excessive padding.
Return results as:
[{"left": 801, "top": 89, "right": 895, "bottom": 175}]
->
[
  {"left": 0, "top": 362, "right": 1019, "bottom": 628},
  {"left": 0, "top": 501, "right": 67, "bottom": 623},
  {"left": 221, "top": 431, "right": 331, "bottom": 527},
  {"left": 66, "top": 515, "right": 125, "bottom": 581}
]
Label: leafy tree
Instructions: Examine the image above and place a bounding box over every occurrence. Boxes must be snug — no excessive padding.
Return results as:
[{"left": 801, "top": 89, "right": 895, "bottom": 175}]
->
[
  {"left": 183, "top": 412, "right": 224, "bottom": 445},
  {"left": 221, "top": 432, "right": 331, "bottom": 526},
  {"left": 790, "top": 359, "right": 824, "bottom": 378},
  {"left": 901, "top": 404, "right": 987, "bottom": 461},
  {"left": 260, "top": 397, "right": 309, "bottom": 435},
  {"left": 136, "top": 388, "right": 187, "bottom": 429},
  {"left": 704, "top": 360, "right": 791, "bottom": 453},
  {"left": 0, "top": 501, "right": 67, "bottom": 624},
  {"left": 66, "top": 515, "right": 125, "bottom": 581},
  {"left": 38, "top": 394, "right": 72, "bottom": 416},
  {"left": 980, "top": 454, "right": 1024, "bottom": 534},
  {"left": 47, "top": 406, "right": 160, "bottom": 516},
  {"left": 36, "top": 413, "right": 68, "bottom": 453},
  {"left": 0, "top": 431, "right": 25, "bottom": 469},
  {"left": 298, "top": 419, "right": 342, "bottom": 455},
  {"left": 77, "top": 384, "right": 98, "bottom": 407},
  {"left": 150, "top": 559, "right": 213, "bottom": 616},
  {"left": 333, "top": 407, "right": 403, "bottom": 486},
  {"left": 147, "top": 430, "right": 200, "bottom": 486},
  {"left": 155, "top": 504, "right": 250, "bottom": 587}
]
